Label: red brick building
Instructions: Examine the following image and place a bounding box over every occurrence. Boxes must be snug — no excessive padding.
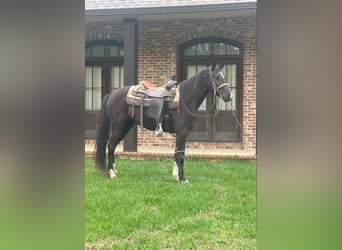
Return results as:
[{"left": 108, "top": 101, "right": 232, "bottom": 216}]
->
[{"left": 85, "top": 0, "right": 256, "bottom": 151}]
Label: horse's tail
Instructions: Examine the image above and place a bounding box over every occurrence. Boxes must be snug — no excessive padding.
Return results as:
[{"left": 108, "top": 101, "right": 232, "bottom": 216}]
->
[{"left": 94, "top": 94, "right": 111, "bottom": 172}]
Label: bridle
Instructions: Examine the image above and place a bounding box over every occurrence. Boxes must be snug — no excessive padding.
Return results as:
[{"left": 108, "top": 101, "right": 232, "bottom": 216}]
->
[
  {"left": 208, "top": 68, "right": 231, "bottom": 111},
  {"left": 209, "top": 68, "right": 230, "bottom": 99}
]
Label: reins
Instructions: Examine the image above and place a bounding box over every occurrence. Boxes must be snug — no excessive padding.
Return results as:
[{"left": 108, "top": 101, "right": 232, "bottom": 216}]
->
[
  {"left": 179, "top": 94, "right": 218, "bottom": 118},
  {"left": 179, "top": 69, "right": 226, "bottom": 118}
]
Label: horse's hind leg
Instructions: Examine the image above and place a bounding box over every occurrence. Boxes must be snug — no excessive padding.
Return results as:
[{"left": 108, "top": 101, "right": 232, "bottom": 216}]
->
[
  {"left": 107, "top": 120, "right": 134, "bottom": 179},
  {"left": 107, "top": 141, "right": 117, "bottom": 179}
]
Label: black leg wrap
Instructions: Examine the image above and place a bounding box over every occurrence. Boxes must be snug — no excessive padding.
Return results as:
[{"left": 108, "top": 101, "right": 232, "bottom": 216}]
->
[
  {"left": 174, "top": 151, "right": 186, "bottom": 181},
  {"left": 107, "top": 142, "right": 115, "bottom": 171}
]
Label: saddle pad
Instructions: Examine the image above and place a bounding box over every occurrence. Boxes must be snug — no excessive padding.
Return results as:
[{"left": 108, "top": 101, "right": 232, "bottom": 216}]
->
[{"left": 126, "top": 85, "right": 179, "bottom": 109}]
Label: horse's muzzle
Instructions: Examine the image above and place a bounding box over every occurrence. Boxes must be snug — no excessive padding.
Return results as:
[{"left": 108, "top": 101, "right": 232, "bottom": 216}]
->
[{"left": 221, "top": 92, "right": 233, "bottom": 102}]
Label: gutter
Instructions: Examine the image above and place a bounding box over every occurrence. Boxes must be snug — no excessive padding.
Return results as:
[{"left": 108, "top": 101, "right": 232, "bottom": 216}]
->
[{"left": 85, "top": 2, "right": 257, "bottom": 16}]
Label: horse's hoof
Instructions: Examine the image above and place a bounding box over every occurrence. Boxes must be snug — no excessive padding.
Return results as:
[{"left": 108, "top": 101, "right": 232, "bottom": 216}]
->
[
  {"left": 179, "top": 178, "right": 189, "bottom": 183},
  {"left": 108, "top": 169, "right": 117, "bottom": 179}
]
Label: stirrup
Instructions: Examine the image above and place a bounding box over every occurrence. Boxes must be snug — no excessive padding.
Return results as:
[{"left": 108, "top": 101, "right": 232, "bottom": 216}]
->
[{"left": 155, "top": 123, "right": 163, "bottom": 136}]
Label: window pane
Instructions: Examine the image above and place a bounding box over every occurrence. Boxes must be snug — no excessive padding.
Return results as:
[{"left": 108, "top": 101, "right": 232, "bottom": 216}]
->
[
  {"left": 111, "top": 66, "right": 119, "bottom": 89},
  {"left": 197, "top": 64, "right": 207, "bottom": 72},
  {"left": 231, "top": 88, "right": 236, "bottom": 110},
  {"left": 118, "top": 47, "right": 124, "bottom": 57},
  {"left": 186, "top": 64, "right": 207, "bottom": 110},
  {"left": 196, "top": 43, "right": 210, "bottom": 55},
  {"left": 186, "top": 64, "right": 206, "bottom": 77},
  {"left": 111, "top": 66, "right": 122, "bottom": 89},
  {"left": 227, "top": 45, "right": 240, "bottom": 55},
  {"left": 213, "top": 43, "right": 226, "bottom": 55},
  {"left": 85, "top": 67, "right": 92, "bottom": 87},
  {"left": 183, "top": 42, "right": 239, "bottom": 57},
  {"left": 187, "top": 65, "right": 197, "bottom": 78},
  {"left": 93, "top": 88, "right": 102, "bottom": 110},
  {"left": 109, "top": 45, "right": 118, "bottom": 57},
  {"left": 183, "top": 45, "right": 196, "bottom": 56},
  {"left": 225, "top": 64, "right": 237, "bottom": 87},
  {"left": 199, "top": 98, "right": 206, "bottom": 111},
  {"left": 85, "top": 48, "right": 91, "bottom": 57},
  {"left": 217, "top": 98, "right": 228, "bottom": 111},
  {"left": 120, "top": 67, "right": 124, "bottom": 85},
  {"left": 221, "top": 64, "right": 237, "bottom": 110},
  {"left": 85, "top": 89, "right": 92, "bottom": 110},
  {"left": 92, "top": 45, "right": 105, "bottom": 57},
  {"left": 219, "top": 88, "right": 237, "bottom": 111},
  {"left": 85, "top": 66, "right": 102, "bottom": 110},
  {"left": 92, "top": 67, "right": 102, "bottom": 87},
  {"left": 217, "top": 97, "right": 236, "bottom": 111}
]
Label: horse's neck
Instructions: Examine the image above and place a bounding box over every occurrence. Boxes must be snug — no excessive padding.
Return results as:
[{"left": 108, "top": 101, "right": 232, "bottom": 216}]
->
[
  {"left": 193, "top": 80, "right": 209, "bottom": 110},
  {"left": 182, "top": 73, "right": 209, "bottom": 111}
]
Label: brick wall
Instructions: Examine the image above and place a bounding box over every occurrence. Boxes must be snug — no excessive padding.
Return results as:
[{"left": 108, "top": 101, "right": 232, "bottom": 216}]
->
[{"left": 85, "top": 14, "right": 256, "bottom": 150}]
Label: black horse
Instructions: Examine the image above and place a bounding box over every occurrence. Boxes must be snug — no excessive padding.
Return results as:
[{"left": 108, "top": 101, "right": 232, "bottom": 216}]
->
[{"left": 94, "top": 63, "right": 233, "bottom": 182}]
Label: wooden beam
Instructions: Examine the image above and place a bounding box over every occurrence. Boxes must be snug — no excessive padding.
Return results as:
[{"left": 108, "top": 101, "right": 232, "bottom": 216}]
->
[{"left": 123, "top": 18, "right": 138, "bottom": 152}]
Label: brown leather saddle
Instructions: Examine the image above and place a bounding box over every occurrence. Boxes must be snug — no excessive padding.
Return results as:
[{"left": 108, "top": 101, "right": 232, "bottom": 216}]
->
[
  {"left": 126, "top": 80, "right": 179, "bottom": 107},
  {"left": 126, "top": 80, "right": 179, "bottom": 135}
]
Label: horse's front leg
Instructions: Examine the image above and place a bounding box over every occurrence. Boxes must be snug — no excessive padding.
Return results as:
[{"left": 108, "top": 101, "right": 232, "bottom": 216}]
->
[{"left": 173, "top": 132, "right": 189, "bottom": 183}]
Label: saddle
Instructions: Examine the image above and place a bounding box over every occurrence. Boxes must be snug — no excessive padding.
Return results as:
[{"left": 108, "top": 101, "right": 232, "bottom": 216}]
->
[{"left": 126, "top": 80, "right": 179, "bottom": 135}]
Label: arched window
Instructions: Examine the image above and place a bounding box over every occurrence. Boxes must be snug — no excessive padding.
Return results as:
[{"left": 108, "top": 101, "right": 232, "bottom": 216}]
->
[
  {"left": 178, "top": 38, "right": 242, "bottom": 142},
  {"left": 85, "top": 40, "right": 124, "bottom": 138}
]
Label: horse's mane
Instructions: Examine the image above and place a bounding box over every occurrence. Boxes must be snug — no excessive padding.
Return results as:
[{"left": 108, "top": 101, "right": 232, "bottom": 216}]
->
[{"left": 179, "top": 68, "right": 209, "bottom": 100}]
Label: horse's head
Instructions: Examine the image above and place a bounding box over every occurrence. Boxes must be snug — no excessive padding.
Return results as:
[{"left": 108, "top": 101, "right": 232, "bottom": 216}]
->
[{"left": 209, "top": 63, "right": 233, "bottom": 102}]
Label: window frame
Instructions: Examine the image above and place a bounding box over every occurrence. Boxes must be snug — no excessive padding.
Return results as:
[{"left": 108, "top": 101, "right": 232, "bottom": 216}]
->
[
  {"left": 177, "top": 37, "right": 244, "bottom": 142},
  {"left": 85, "top": 39, "right": 124, "bottom": 59},
  {"left": 85, "top": 40, "right": 124, "bottom": 113},
  {"left": 85, "top": 40, "right": 124, "bottom": 139}
]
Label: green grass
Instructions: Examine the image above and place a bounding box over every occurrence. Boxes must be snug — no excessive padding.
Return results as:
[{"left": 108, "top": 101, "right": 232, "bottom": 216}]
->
[{"left": 85, "top": 156, "right": 256, "bottom": 249}]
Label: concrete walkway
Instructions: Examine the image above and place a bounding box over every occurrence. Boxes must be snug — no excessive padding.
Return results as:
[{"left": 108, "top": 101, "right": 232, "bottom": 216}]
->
[{"left": 85, "top": 142, "right": 256, "bottom": 159}]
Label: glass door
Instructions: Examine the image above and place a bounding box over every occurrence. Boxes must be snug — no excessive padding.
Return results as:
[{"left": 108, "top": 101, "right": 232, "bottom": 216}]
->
[{"left": 183, "top": 63, "right": 240, "bottom": 142}]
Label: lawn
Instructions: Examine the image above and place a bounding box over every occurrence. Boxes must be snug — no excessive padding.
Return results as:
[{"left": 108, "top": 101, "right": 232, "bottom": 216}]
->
[{"left": 85, "top": 156, "right": 256, "bottom": 249}]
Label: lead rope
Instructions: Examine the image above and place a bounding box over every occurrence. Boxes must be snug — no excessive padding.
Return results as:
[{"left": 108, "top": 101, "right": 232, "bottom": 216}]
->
[{"left": 232, "top": 110, "right": 256, "bottom": 145}]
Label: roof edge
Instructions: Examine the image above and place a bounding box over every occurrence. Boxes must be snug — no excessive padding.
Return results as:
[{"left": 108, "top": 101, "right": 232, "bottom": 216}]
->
[{"left": 85, "top": 2, "right": 257, "bottom": 16}]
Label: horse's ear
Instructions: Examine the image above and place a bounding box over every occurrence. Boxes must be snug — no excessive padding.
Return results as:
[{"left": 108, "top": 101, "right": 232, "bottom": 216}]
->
[
  {"left": 210, "top": 62, "right": 216, "bottom": 71},
  {"left": 219, "top": 63, "right": 225, "bottom": 69}
]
